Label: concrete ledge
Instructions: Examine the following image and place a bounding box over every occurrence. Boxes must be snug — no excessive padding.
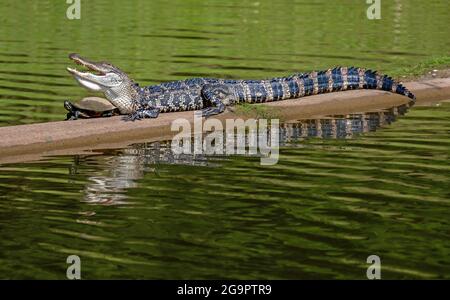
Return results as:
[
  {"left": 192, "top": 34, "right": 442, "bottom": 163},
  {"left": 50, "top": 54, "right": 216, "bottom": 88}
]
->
[{"left": 0, "top": 77, "right": 449, "bottom": 164}]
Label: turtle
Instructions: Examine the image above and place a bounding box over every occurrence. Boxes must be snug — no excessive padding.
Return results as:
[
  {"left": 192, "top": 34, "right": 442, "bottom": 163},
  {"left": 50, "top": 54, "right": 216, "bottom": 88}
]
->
[{"left": 64, "top": 97, "right": 120, "bottom": 120}]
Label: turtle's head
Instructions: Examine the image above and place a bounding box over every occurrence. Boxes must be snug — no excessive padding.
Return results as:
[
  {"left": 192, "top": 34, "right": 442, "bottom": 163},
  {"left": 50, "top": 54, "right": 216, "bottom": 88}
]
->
[{"left": 67, "top": 53, "right": 139, "bottom": 114}]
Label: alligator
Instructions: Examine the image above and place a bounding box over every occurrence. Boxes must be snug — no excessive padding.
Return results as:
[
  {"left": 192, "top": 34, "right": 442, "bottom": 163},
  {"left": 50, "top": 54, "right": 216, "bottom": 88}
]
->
[{"left": 67, "top": 53, "right": 416, "bottom": 120}]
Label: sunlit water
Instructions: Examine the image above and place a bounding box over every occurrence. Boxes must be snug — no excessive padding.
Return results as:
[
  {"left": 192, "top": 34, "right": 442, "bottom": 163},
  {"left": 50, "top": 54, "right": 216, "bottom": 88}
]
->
[
  {"left": 0, "top": 0, "right": 449, "bottom": 279},
  {"left": 0, "top": 101, "right": 449, "bottom": 279},
  {"left": 0, "top": 0, "right": 449, "bottom": 125}
]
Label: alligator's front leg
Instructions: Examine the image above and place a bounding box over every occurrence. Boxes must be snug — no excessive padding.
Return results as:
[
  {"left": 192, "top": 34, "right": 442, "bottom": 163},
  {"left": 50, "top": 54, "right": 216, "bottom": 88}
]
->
[
  {"left": 124, "top": 108, "right": 160, "bottom": 121},
  {"left": 201, "top": 84, "right": 236, "bottom": 118}
]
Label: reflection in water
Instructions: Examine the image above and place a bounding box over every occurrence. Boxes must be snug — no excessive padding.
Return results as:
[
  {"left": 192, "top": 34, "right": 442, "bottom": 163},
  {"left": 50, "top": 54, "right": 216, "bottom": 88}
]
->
[
  {"left": 281, "top": 103, "right": 410, "bottom": 142},
  {"left": 73, "top": 103, "right": 411, "bottom": 205},
  {"left": 0, "top": 101, "right": 449, "bottom": 279},
  {"left": 71, "top": 155, "right": 145, "bottom": 205},
  {"left": 70, "top": 142, "right": 211, "bottom": 205}
]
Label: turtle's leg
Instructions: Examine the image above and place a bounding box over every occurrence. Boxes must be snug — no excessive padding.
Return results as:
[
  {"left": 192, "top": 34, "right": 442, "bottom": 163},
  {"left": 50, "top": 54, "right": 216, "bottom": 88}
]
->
[
  {"left": 102, "top": 109, "right": 120, "bottom": 118},
  {"left": 66, "top": 110, "right": 80, "bottom": 120},
  {"left": 102, "top": 111, "right": 113, "bottom": 118},
  {"left": 124, "top": 108, "right": 160, "bottom": 121},
  {"left": 201, "top": 84, "right": 236, "bottom": 118}
]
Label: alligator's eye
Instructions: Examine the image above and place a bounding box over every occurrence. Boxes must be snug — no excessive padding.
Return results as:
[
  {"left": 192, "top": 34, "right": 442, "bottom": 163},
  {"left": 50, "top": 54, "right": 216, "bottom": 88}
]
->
[{"left": 106, "top": 73, "right": 122, "bottom": 86}]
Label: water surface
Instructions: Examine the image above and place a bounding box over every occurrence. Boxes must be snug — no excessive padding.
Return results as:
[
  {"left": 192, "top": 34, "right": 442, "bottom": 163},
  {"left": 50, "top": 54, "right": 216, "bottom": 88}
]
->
[
  {"left": 0, "top": 0, "right": 449, "bottom": 125},
  {"left": 0, "top": 101, "right": 449, "bottom": 279}
]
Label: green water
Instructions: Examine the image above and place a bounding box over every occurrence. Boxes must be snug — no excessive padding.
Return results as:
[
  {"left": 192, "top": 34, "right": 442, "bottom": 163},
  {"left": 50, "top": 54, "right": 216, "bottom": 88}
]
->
[
  {"left": 0, "top": 0, "right": 449, "bottom": 279},
  {"left": 0, "top": 102, "right": 449, "bottom": 279},
  {"left": 0, "top": 0, "right": 449, "bottom": 125}
]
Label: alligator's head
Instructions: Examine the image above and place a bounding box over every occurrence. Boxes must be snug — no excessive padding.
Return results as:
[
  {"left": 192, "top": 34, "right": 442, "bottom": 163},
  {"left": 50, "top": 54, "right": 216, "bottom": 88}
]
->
[{"left": 67, "top": 53, "right": 139, "bottom": 114}]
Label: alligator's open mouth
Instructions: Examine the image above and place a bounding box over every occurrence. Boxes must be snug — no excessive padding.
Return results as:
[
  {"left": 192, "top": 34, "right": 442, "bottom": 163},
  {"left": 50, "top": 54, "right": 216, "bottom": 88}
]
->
[
  {"left": 67, "top": 53, "right": 106, "bottom": 74},
  {"left": 67, "top": 53, "right": 121, "bottom": 91}
]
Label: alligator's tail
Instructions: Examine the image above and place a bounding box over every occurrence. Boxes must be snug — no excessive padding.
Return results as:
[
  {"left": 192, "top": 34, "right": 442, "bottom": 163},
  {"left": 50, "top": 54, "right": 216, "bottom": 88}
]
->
[
  {"left": 239, "top": 67, "right": 416, "bottom": 103},
  {"left": 286, "top": 67, "right": 416, "bottom": 101}
]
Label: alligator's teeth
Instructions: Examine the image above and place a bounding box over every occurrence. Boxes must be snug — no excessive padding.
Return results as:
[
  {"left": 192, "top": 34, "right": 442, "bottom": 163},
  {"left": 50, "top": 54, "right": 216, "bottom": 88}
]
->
[
  {"left": 67, "top": 66, "right": 104, "bottom": 76},
  {"left": 67, "top": 67, "right": 89, "bottom": 75},
  {"left": 66, "top": 67, "right": 77, "bottom": 74}
]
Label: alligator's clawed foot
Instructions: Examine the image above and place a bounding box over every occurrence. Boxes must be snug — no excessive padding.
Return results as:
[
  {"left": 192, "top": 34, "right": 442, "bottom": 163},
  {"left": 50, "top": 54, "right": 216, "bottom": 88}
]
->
[
  {"left": 123, "top": 114, "right": 140, "bottom": 121},
  {"left": 123, "top": 109, "right": 160, "bottom": 121},
  {"left": 201, "top": 106, "right": 225, "bottom": 118}
]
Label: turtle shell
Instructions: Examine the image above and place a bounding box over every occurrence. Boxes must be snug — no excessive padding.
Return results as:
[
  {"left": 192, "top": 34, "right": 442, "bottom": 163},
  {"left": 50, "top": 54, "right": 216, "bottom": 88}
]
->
[
  {"left": 71, "top": 97, "right": 117, "bottom": 112},
  {"left": 64, "top": 97, "right": 119, "bottom": 120}
]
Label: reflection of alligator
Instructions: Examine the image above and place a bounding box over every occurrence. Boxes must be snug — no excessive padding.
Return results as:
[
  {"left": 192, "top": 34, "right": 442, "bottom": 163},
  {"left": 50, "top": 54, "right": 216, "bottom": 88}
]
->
[
  {"left": 69, "top": 143, "right": 212, "bottom": 205},
  {"left": 67, "top": 53, "right": 416, "bottom": 120},
  {"left": 70, "top": 104, "right": 410, "bottom": 205},
  {"left": 280, "top": 103, "right": 411, "bottom": 141}
]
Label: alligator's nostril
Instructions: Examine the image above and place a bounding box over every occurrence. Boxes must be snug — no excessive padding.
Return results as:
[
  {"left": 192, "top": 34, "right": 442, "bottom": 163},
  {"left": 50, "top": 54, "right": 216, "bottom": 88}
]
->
[{"left": 69, "top": 53, "right": 80, "bottom": 60}]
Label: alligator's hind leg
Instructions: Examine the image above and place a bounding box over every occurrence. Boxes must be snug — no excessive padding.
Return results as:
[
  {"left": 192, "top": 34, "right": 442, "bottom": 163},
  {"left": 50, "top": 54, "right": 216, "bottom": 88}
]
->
[
  {"left": 124, "top": 108, "right": 160, "bottom": 121},
  {"left": 200, "top": 84, "right": 236, "bottom": 118}
]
